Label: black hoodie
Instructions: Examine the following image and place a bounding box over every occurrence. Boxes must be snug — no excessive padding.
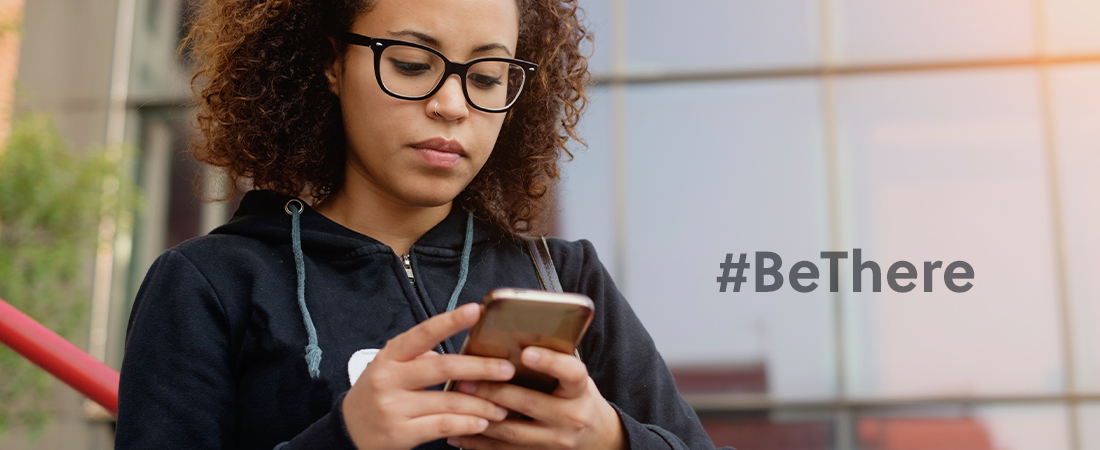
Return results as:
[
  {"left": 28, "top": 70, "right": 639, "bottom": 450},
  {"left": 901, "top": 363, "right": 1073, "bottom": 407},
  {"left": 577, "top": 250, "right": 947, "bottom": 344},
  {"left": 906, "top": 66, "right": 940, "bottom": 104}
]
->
[{"left": 116, "top": 190, "right": 726, "bottom": 449}]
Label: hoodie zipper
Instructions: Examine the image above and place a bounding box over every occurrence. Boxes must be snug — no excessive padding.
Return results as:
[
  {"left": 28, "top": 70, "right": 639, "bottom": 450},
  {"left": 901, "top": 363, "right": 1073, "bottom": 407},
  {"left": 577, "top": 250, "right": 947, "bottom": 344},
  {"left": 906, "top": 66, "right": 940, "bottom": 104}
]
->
[
  {"left": 402, "top": 253, "right": 446, "bottom": 354},
  {"left": 401, "top": 253, "right": 416, "bottom": 287}
]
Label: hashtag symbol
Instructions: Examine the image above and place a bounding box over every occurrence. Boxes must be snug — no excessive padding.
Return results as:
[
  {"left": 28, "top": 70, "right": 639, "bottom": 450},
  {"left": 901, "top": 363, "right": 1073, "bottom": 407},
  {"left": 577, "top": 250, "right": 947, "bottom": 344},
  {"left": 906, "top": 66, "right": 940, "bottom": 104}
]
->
[{"left": 717, "top": 253, "right": 750, "bottom": 292}]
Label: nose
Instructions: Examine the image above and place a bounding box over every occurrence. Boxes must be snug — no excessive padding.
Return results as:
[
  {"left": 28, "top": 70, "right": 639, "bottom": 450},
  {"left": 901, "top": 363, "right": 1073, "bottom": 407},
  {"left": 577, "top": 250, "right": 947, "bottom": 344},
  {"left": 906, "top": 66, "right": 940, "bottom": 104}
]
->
[{"left": 428, "top": 74, "right": 468, "bottom": 121}]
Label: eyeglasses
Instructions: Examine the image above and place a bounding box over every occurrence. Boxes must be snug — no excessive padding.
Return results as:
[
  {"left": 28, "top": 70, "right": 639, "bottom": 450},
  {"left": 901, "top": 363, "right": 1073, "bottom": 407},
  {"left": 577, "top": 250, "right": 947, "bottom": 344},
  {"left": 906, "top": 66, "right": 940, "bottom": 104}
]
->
[{"left": 338, "top": 31, "right": 538, "bottom": 113}]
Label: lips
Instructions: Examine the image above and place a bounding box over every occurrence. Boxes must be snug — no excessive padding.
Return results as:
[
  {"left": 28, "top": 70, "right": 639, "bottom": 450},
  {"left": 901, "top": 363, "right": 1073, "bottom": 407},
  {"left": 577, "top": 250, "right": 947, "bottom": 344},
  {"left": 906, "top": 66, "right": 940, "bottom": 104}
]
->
[{"left": 410, "top": 138, "right": 467, "bottom": 169}]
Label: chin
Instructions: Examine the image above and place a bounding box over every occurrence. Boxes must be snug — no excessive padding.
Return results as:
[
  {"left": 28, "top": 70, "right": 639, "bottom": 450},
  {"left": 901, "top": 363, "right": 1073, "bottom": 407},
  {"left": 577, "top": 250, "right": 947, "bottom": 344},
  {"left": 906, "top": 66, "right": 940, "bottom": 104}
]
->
[{"left": 401, "top": 185, "right": 466, "bottom": 208}]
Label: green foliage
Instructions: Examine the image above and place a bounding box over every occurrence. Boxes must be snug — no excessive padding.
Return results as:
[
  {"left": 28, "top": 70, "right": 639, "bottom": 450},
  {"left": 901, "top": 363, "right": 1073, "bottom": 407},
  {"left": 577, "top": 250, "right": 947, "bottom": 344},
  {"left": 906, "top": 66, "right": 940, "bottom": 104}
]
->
[{"left": 0, "top": 113, "right": 139, "bottom": 435}]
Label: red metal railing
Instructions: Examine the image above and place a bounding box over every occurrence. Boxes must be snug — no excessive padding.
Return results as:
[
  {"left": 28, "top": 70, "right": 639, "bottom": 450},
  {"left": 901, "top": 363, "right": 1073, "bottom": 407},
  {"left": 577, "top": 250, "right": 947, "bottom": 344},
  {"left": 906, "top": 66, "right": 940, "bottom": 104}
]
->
[{"left": 0, "top": 297, "right": 119, "bottom": 416}]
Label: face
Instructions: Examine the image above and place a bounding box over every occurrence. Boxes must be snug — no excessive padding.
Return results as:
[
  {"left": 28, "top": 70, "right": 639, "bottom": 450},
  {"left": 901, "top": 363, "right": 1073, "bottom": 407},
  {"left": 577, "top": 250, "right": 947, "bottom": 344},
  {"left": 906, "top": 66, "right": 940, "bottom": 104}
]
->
[{"left": 325, "top": 0, "right": 520, "bottom": 209}]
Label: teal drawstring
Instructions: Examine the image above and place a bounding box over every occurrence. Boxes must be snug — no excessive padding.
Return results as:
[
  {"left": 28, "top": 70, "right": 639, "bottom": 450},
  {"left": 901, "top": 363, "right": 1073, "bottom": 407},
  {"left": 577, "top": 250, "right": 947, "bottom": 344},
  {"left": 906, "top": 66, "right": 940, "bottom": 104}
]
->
[
  {"left": 288, "top": 200, "right": 322, "bottom": 379},
  {"left": 287, "top": 200, "right": 474, "bottom": 379},
  {"left": 445, "top": 212, "right": 474, "bottom": 313}
]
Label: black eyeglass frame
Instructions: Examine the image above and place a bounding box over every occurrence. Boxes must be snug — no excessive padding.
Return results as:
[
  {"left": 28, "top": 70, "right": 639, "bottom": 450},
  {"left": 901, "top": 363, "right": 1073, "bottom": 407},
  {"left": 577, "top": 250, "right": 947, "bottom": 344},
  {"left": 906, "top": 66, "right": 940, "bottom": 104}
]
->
[{"left": 338, "top": 31, "right": 539, "bottom": 113}]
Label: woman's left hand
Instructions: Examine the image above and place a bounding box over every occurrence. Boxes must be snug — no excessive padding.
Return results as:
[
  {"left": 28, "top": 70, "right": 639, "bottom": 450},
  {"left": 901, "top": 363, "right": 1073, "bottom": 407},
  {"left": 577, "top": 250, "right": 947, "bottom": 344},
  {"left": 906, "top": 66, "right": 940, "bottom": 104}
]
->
[{"left": 446, "top": 346, "right": 625, "bottom": 450}]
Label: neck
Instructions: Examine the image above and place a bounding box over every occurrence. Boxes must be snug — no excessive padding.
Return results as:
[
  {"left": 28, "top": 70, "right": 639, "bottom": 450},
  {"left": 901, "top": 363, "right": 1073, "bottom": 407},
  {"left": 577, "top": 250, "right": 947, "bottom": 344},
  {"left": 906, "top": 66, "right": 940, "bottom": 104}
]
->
[{"left": 313, "top": 187, "right": 452, "bottom": 256}]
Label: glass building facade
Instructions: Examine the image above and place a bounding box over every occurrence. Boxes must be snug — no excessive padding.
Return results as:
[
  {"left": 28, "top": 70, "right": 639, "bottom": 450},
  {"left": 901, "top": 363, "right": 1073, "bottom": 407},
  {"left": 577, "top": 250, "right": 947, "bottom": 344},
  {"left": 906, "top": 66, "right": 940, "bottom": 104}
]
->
[{"left": 556, "top": 1, "right": 1100, "bottom": 448}]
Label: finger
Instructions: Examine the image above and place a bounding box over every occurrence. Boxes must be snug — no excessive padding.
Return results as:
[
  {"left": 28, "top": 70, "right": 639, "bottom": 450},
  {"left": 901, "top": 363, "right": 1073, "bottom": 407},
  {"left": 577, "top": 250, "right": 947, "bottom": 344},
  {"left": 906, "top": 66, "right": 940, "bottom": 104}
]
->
[
  {"left": 403, "top": 391, "right": 508, "bottom": 422},
  {"left": 448, "top": 435, "right": 504, "bottom": 450},
  {"left": 382, "top": 303, "right": 480, "bottom": 361},
  {"left": 396, "top": 354, "right": 515, "bottom": 389},
  {"left": 521, "top": 346, "right": 589, "bottom": 398},
  {"left": 448, "top": 431, "right": 537, "bottom": 450},
  {"left": 457, "top": 381, "right": 554, "bottom": 421},
  {"left": 478, "top": 419, "right": 560, "bottom": 447},
  {"left": 403, "top": 414, "right": 491, "bottom": 443}
]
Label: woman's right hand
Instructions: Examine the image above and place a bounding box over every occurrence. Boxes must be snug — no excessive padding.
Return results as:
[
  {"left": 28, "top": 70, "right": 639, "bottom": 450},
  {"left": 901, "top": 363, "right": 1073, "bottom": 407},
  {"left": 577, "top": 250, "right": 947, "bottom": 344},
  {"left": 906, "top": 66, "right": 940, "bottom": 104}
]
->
[{"left": 341, "top": 302, "right": 514, "bottom": 450}]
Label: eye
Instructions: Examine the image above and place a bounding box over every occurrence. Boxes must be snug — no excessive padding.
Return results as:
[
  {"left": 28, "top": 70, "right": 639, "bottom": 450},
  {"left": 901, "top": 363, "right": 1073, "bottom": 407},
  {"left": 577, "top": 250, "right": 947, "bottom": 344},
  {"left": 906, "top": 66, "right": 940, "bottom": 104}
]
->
[
  {"left": 468, "top": 72, "right": 504, "bottom": 90},
  {"left": 389, "top": 59, "right": 433, "bottom": 76}
]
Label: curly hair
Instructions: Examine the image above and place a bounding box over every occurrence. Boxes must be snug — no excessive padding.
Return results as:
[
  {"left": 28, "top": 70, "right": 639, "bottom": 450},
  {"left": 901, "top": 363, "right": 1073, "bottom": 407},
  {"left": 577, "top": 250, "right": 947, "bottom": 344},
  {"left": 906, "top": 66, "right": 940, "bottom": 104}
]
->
[{"left": 182, "top": 0, "right": 591, "bottom": 235}]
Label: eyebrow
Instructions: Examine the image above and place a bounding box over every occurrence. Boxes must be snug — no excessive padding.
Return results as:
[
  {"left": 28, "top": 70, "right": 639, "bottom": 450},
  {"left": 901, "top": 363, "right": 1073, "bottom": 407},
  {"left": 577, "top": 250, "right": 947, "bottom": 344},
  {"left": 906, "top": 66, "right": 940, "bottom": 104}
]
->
[{"left": 387, "top": 29, "right": 513, "bottom": 57}]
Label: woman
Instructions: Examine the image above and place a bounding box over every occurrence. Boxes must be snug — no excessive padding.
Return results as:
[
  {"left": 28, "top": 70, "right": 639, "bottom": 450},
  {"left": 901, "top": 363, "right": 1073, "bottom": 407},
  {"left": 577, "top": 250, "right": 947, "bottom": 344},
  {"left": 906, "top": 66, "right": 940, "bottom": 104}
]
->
[{"left": 116, "top": 0, "right": 722, "bottom": 449}]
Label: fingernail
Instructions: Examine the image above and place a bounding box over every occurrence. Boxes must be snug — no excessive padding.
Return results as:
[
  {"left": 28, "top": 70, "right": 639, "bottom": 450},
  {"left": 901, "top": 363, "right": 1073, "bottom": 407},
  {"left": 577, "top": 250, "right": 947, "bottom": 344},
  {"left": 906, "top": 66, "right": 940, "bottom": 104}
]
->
[
  {"left": 447, "top": 437, "right": 460, "bottom": 447},
  {"left": 496, "top": 406, "right": 508, "bottom": 418},
  {"left": 500, "top": 361, "right": 515, "bottom": 377},
  {"left": 458, "top": 381, "right": 477, "bottom": 394},
  {"left": 522, "top": 347, "right": 540, "bottom": 365},
  {"left": 478, "top": 418, "right": 489, "bottom": 429}
]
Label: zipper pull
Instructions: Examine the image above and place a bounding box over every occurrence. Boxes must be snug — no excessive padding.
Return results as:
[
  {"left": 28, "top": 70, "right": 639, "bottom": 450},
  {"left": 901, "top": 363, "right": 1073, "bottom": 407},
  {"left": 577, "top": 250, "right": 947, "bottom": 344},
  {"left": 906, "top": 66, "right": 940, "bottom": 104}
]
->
[
  {"left": 402, "top": 252, "right": 445, "bottom": 355},
  {"left": 401, "top": 253, "right": 415, "bottom": 284}
]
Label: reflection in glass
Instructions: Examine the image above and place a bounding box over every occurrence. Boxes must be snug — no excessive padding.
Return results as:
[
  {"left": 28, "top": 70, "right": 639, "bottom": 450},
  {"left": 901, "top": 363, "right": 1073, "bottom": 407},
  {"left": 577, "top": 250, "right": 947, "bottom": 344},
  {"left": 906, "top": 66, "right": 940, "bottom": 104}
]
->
[
  {"left": 1049, "top": 63, "right": 1100, "bottom": 394},
  {"left": 1043, "top": 0, "right": 1100, "bottom": 55},
  {"left": 830, "top": 0, "right": 1035, "bottom": 64},
  {"left": 557, "top": 87, "right": 616, "bottom": 273},
  {"left": 627, "top": 0, "right": 820, "bottom": 73},
  {"left": 699, "top": 412, "right": 833, "bottom": 450},
  {"left": 1078, "top": 402, "right": 1100, "bottom": 450},
  {"left": 577, "top": 0, "right": 613, "bottom": 75},
  {"left": 834, "top": 68, "right": 1062, "bottom": 398},
  {"left": 622, "top": 78, "right": 834, "bottom": 400},
  {"left": 855, "top": 404, "right": 1070, "bottom": 450}
]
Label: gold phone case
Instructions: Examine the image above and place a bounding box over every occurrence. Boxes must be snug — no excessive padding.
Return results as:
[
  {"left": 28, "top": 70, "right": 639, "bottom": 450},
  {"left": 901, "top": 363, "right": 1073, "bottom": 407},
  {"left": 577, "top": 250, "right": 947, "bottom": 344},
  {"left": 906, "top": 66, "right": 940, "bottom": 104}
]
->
[{"left": 446, "top": 288, "right": 594, "bottom": 393}]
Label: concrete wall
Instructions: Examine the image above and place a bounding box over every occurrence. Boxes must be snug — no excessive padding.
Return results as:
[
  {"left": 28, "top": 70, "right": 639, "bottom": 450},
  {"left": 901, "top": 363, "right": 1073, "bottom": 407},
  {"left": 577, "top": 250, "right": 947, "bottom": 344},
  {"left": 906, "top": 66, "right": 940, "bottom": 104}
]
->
[{"left": 15, "top": 0, "right": 118, "bottom": 152}]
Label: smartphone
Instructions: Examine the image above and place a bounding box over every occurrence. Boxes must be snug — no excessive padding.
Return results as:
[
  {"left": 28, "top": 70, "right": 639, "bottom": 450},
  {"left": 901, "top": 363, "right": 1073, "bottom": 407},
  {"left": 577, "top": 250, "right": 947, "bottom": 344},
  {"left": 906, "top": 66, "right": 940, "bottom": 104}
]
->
[{"left": 445, "top": 288, "right": 595, "bottom": 394}]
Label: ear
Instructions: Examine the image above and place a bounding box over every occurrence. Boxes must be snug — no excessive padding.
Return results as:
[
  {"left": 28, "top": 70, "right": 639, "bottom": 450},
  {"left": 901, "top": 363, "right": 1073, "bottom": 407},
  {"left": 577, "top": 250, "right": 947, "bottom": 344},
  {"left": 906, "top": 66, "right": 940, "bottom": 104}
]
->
[{"left": 324, "top": 36, "right": 342, "bottom": 96}]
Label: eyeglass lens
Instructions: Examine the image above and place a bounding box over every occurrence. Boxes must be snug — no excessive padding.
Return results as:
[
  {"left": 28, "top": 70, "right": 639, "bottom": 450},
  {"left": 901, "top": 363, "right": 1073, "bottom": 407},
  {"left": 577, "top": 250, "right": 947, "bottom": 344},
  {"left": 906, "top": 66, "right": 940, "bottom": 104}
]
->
[{"left": 378, "top": 45, "right": 526, "bottom": 111}]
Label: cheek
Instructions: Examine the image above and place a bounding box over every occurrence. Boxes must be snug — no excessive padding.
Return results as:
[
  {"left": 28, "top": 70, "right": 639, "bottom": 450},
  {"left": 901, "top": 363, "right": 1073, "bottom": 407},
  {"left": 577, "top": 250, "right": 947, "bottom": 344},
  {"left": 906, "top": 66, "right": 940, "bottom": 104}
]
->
[
  {"left": 474, "top": 116, "right": 508, "bottom": 162},
  {"left": 338, "top": 55, "right": 390, "bottom": 119},
  {"left": 343, "top": 87, "right": 404, "bottom": 143}
]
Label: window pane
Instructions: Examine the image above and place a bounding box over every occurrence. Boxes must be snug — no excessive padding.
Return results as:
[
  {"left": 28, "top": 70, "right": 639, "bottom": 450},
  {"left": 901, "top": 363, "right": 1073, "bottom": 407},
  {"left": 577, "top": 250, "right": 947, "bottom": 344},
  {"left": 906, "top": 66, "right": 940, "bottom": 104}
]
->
[
  {"left": 699, "top": 411, "right": 834, "bottom": 450},
  {"left": 626, "top": 0, "right": 821, "bottom": 73},
  {"left": 577, "top": 0, "right": 613, "bottom": 76},
  {"left": 623, "top": 78, "right": 835, "bottom": 399},
  {"left": 1079, "top": 402, "right": 1100, "bottom": 450},
  {"left": 856, "top": 404, "right": 1071, "bottom": 450},
  {"left": 835, "top": 68, "right": 1063, "bottom": 398},
  {"left": 1044, "top": 0, "right": 1100, "bottom": 55},
  {"left": 129, "top": 0, "right": 193, "bottom": 101},
  {"left": 1049, "top": 63, "right": 1100, "bottom": 394},
  {"left": 830, "top": 0, "right": 1036, "bottom": 65},
  {"left": 558, "top": 86, "right": 617, "bottom": 274}
]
